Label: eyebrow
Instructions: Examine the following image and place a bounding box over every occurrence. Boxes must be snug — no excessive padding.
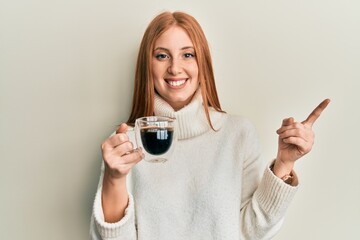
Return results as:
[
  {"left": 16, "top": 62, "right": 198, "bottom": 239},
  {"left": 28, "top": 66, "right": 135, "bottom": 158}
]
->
[{"left": 153, "top": 46, "right": 195, "bottom": 52}]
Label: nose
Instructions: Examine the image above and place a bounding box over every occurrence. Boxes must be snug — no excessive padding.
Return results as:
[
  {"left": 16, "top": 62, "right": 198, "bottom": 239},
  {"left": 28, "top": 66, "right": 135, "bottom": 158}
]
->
[{"left": 167, "top": 58, "right": 182, "bottom": 75}]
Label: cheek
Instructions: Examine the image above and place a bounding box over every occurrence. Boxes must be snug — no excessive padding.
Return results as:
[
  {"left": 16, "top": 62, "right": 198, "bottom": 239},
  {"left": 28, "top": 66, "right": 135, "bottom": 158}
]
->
[
  {"left": 153, "top": 78, "right": 162, "bottom": 93},
  {"left": 151, "top": 59, "right": 165, "bottom": 77},
  {"left": 189, "top": 63, "right": 199, "bottom": 77},
  {"left": 152, "top": 64, "right": 160, "bottom": 78}
]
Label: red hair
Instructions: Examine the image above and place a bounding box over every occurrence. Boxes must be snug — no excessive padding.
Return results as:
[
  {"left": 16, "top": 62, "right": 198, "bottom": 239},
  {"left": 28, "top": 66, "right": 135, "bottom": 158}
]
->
[{"left": 127, "top": 11, "right": 224, "bottom": 129}]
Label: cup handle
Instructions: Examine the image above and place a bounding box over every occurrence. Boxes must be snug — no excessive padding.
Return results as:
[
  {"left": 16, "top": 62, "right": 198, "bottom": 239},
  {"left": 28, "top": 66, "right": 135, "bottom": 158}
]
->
[{"left": 123, "top": 127, "right": 140, "bottom": 155}]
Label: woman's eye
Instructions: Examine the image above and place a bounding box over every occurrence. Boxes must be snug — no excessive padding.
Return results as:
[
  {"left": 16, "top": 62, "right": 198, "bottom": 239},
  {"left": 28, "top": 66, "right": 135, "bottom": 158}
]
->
[
  {"left": 184, "top": 53, "right": 195, "bottom": 58},
  {"left": 155, "top": 54, "right": 169, "bottom": 60}
]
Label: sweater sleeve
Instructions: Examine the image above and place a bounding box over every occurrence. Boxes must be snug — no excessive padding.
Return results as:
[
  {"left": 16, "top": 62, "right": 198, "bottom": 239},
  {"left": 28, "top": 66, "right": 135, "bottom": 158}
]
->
[
  {"left": 89, "top": 163, "right": 137, "bottom": 240},
  {"left": 239, "top": 120, "right": 298, "bottom": 240}
]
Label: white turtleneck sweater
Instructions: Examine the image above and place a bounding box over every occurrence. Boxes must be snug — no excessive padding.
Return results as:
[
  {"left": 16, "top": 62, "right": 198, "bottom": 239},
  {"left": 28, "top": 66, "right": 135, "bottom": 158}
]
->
[{"left": 90, "top": 91, "right": 299, "bottom": 240}]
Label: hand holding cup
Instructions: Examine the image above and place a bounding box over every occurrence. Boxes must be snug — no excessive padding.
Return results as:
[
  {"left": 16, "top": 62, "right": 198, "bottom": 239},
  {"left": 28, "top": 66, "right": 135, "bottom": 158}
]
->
[{"left": 101, "top": 123, "right": 144, "bottom": 180}]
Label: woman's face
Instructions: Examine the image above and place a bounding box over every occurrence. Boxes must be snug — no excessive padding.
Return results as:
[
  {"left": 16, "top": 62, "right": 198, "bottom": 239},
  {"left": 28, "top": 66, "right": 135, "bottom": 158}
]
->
[{"left": 152, "top": 26, "right": 199, "bottom": 111}]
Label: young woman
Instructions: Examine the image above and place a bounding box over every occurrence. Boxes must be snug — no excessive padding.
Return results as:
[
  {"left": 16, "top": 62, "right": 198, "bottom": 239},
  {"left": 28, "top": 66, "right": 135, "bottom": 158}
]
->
[{"left": 90, "top": 11, "right": 330, "bottom": 239}]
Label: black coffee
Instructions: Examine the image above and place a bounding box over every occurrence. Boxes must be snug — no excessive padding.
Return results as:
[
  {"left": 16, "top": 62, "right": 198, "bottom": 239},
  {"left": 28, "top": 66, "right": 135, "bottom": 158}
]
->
[{"left": 140, "top": 126, "right": 174, "bottom": 155}]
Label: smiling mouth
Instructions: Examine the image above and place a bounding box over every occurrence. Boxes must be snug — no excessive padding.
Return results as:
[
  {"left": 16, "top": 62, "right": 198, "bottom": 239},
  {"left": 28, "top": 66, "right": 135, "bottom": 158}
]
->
[{"left": 165, "top": 79, "right": 187, "bottom": 87}]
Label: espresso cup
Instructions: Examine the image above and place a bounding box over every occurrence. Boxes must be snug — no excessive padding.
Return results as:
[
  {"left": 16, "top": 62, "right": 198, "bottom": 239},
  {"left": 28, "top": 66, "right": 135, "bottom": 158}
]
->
[{"left": 133, "top": 116, "right": 176, "bottom": 163}]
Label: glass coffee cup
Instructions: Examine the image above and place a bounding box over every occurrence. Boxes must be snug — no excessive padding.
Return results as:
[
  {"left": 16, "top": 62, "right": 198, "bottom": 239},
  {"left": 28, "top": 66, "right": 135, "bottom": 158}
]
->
[{"left": 132, "top": 116, "right": 176, "bottom": 163}]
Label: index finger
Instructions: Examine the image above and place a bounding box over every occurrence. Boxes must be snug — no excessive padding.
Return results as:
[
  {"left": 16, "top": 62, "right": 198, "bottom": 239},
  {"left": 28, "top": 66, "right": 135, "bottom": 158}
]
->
[
  {"left": 102, "top": 132, "right": 130, "bottom": 151},
  {"left": 302, "top": 99, "right": 331, "bottom": 126},
  {"left": 116, "top": 123, "right": 128, "bottom": 134}
]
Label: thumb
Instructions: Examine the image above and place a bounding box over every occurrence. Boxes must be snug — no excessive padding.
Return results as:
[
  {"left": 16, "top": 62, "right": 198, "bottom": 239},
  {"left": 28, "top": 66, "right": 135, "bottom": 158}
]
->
[
  {"left": 282, "top": 117, "right": 294, "bottom": 127},
  {"left": 116, "top": 123, "right": 128, "bottom": 134},
  {"left": 276, "top": 117, "right": 294, "bottom": 134}
]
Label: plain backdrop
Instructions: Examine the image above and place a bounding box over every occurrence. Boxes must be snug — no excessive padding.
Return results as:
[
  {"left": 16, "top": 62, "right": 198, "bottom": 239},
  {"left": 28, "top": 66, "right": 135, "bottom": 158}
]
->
[{"left": 1, "top": 0, "right": 359, "bottom": 239}]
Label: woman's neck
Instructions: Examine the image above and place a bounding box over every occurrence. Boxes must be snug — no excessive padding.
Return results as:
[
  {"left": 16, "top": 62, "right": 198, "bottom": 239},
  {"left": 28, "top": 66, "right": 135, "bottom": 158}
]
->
[{"left": 154, "top": 90, "right": 224, "bottom": 140}]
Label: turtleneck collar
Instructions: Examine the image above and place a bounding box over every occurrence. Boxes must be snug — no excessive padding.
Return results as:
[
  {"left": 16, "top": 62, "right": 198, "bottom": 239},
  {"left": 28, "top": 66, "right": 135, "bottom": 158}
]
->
[{"left": 154, "top": 89, "right": 224, "bottom": 140}]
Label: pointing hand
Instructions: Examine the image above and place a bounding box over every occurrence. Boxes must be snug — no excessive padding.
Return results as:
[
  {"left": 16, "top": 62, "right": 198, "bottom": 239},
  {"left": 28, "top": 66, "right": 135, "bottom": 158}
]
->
[{"left": 273, "top": 99, "right": 330, "bottom": 177}]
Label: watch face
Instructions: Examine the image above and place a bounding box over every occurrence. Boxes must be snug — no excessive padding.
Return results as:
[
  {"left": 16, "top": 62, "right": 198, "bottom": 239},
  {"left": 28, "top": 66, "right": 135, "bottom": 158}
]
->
[
  {"left": 270, "top": 163, "right": 293, "bottom": 185},
  {"left": 282, "top": 174, "right": 293, "bottom": 184}
]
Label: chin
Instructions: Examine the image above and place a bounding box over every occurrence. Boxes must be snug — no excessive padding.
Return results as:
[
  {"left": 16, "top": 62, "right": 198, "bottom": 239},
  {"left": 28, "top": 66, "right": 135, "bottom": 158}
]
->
[{"left": 165, "top": 95, "right": 191, "bottom": 108}]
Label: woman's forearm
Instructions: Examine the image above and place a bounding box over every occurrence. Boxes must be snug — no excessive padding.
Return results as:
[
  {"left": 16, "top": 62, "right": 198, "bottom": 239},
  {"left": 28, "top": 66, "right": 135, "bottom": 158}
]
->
[{"left": 101, "top": 173, "right": 129, "bottom": 223}]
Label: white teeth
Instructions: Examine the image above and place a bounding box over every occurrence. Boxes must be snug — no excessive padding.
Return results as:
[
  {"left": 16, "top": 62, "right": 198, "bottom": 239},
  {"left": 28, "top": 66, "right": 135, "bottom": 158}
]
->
[{"left": 168, "top": 80, "right": 186, "bottom": 87}]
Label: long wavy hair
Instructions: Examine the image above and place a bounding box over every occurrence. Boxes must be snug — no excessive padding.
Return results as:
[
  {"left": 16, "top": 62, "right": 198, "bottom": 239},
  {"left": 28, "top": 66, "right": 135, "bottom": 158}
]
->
[{"left": 127, "top": 11, "right": 224, "bottom": 129}]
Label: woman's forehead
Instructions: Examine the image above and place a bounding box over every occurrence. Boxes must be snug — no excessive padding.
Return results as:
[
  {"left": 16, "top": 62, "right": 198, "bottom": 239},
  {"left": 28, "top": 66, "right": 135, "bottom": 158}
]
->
[{"left": 154, "top": 26, "right": 193, "bottom": 49}]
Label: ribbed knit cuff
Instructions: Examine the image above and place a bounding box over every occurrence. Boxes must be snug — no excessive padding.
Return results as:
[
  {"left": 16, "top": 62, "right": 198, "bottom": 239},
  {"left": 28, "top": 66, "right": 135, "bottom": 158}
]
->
[
  {"left": 93, "top": 187, "right": 136, "bottom": 239},
  {"left": 254, "top": 164, "right": 299, "bottom": 218}
]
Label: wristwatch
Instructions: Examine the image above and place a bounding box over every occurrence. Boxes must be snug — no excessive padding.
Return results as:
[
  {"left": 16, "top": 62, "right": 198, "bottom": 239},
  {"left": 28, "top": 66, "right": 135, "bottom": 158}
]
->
[
  {"left": 270, "top": 164, "right": 294, "bottom": 185},
  {"left": 281, "top": 173, "right": 294, "bottom": 184}
]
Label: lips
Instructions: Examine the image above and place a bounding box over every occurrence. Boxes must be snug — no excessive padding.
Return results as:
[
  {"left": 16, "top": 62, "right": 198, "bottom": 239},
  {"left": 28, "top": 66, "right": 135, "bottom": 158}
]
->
[{"left": 165, "top": 78, "right": 187, "bottom": 88}]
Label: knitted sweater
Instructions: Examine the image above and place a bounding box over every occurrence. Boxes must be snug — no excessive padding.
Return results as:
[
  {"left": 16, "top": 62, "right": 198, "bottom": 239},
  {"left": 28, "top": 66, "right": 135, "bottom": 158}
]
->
[{"left": 90, "top": 91, "right": 299, "bottom": 240}]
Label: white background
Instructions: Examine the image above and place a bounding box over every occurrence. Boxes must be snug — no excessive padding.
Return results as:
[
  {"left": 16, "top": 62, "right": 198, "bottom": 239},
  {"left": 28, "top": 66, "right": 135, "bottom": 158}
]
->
[{"left": 1, "top": 0, "right": 359, "bottom": 239}]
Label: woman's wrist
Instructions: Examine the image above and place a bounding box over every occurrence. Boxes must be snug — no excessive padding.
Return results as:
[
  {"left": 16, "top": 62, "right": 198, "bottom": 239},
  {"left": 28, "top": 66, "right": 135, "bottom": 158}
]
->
[
  {"left": 270, "top": 159, "right": 295, "bottom": 185},
  {"left": 272, "top": 158, "right": 294, "bottom": 179},
  {"left": 103, "top": 170, "right": 126, "bottom": 187}
]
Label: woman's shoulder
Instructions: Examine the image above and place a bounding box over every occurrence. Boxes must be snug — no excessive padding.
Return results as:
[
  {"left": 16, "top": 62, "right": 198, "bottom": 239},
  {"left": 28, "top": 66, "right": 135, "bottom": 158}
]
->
[
  {"left": 222, "top": 113, "right": 257, "bottom": 130},
  {"left": 215, "top": 113, "right": 259, "bottom": 141},
  {"left": 213, "top": 113, "right": 260, "bottom": 148}
]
